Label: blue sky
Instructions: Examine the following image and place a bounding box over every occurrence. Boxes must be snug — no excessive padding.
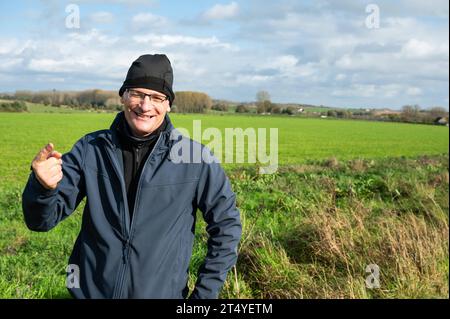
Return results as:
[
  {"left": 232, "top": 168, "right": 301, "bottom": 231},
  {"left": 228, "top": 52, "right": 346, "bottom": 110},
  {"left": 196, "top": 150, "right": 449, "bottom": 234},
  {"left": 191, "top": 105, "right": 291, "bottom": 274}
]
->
[{"left": 0, "top": 0, "right": 448, "bottom": 109}]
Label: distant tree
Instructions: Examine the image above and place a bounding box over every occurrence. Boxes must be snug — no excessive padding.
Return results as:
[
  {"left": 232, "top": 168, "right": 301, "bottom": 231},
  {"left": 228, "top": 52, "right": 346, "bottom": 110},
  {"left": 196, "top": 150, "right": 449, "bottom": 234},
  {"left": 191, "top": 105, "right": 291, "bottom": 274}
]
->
[
  {"left": 173, "top": 91, "right": 212, "bottom": 113},
  {"left": 42, "top": 95, "right": 52, "bottom": 106},
  {"left": 327, "top": 110, "right": 337, "bottom": 117},
  {"left": 212, "top": 102, "right": 229, "bottom": 112},
  {"left": 264, "top": 100, "right": 273, "bottom": 112},
  {"left": 256, "top": 90, "right": 270, "bottom": 103},
  {"left": 256, "top": 101, "right": 273, "bottom": 114},
  {"left": 51, "top": 89, "right": 57, "bottom": 106},
  {"left": 12, "top": 89, "right": 123, "bottom": 110},
  {"left": 336, "top": 110, "right": 350, "bottom": 118},
  {"left": 256, "top": 90, "right": 272, "bottom": 114},
  {"left": 105, "top": 97, "right": 122, "bottom": 110},
  {"left": 401, "top": 104, "right": 421, "bottom": 122},
  {"left": 387, "top": 113, "right": 401, "bottom": 122},
  {"left": 271, "top": 105, "right": 281, "bottom": 114},
  {"left": 429, "top": 107, "right": 448, "bottom": 118},
  {"left": 235, "top": 104, "right": 249, "bottom": 113},
  {"left": 282, "top": 106, "right": 295, "bottom": 115},
  {"left": 256, "top": 103, "right": 266, "bottom": 114},
  {"left": 14, "top": 90, "right": 34, "bottom": 101}
]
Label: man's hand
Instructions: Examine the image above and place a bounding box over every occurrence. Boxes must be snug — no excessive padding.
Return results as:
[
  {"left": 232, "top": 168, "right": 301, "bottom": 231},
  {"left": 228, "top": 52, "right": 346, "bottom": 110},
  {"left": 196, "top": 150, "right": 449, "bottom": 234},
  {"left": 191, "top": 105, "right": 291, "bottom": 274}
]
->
[{"left": 31, "top": 143, "right": 63, "bottom": 190}]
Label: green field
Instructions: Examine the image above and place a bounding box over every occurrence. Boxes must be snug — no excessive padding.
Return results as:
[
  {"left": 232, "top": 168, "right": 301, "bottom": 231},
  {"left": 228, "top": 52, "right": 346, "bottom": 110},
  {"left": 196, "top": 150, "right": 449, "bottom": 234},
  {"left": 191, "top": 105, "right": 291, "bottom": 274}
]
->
[
  {"left": 0, "top": 111, "right": 448, "bottom": 298},
  {"left": 0, "top": 112, "right": 448, "bottom": 185}
]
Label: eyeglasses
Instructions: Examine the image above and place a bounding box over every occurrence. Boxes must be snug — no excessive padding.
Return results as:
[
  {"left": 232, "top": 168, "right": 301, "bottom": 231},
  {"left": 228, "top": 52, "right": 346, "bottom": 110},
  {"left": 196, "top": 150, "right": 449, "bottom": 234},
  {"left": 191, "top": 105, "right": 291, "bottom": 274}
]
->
[{"left": 127, "top": 89, "right": 168, "bottom": 105}]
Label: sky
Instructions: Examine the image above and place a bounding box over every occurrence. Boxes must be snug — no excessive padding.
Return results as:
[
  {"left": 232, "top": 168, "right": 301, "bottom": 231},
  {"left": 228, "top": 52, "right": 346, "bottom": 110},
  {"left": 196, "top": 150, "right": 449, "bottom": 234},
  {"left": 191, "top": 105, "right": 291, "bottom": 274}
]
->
[{"left": 0, "top": 0, "right": 448, "bottom": 109}]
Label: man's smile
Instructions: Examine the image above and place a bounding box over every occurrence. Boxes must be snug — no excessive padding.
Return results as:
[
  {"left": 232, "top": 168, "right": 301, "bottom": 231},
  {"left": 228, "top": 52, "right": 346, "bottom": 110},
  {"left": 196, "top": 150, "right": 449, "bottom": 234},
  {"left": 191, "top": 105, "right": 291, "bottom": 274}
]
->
[{"left": 132, "top": 109, "right": 156, "bottom": 119}]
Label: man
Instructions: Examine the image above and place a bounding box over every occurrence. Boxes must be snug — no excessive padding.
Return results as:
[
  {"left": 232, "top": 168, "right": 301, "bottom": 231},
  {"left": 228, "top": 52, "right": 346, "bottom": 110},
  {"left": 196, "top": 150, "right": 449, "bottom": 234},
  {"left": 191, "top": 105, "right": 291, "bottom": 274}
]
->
[{"left": 22, "top": 54, "right": 242, "bottom": 299}]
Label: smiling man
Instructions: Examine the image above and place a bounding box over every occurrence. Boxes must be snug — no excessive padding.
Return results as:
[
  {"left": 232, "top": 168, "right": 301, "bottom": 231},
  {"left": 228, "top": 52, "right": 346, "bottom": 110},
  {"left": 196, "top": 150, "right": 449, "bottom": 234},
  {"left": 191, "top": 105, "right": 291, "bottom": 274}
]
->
[{"left": 22, "top": 54, "right": 242, "bottom": 299}]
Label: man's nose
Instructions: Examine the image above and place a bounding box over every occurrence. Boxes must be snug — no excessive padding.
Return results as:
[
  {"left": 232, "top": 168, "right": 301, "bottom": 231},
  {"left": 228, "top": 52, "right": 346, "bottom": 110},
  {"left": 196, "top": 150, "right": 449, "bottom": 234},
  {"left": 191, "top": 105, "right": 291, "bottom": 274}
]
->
[{"left": 140, "top": 96, "right": 155, "bottom": 111}]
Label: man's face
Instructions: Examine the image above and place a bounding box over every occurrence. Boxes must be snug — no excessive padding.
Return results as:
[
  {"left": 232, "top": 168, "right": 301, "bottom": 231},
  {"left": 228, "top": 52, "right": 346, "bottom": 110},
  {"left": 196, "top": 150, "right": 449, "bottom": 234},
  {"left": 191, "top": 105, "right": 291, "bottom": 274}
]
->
[{"left": 121, "top": 88, "right": 170, "bottom": 137}]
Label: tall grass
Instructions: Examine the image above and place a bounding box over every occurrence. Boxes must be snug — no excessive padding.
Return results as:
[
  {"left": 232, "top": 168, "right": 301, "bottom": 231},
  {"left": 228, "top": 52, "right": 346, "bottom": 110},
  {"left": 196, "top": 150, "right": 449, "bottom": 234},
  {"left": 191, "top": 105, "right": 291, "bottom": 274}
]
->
[
  {"left": 216, "top": 155, "right": 449, "bottom": 298},
  {"left": 0, "top": 155, "right": 448, "bottom": 299}
]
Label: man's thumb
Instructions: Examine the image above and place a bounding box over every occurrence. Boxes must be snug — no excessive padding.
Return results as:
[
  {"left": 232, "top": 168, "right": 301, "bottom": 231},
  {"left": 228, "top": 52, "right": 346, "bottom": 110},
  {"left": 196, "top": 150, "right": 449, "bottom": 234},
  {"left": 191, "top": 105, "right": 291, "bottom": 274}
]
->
[
  {"left": 49, "top": 151, "right": 62, "bottom": 159},
  {"left": 36, "top": 143, "right": 54, "bottom": 162}
]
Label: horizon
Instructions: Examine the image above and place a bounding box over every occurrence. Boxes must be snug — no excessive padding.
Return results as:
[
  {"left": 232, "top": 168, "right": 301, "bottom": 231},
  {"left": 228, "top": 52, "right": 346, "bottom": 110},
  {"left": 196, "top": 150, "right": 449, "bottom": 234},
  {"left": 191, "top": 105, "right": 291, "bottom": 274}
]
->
[
  {"left": 1, "top": 87, "right": 447, "bottom": 112},
  {"left": 0, "top": 1, "right": 448, "bottom": 110}
]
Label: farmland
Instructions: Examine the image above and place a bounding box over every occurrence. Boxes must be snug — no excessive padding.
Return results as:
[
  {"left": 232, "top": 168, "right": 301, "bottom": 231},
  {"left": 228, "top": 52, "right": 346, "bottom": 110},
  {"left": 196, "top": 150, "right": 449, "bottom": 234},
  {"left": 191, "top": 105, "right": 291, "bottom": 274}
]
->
[
  {"left": 0, "top": 110, "right": 448, "bottom": 298},
  {"left": 0, "top": 112, "right": 448, "bottom": 184}
]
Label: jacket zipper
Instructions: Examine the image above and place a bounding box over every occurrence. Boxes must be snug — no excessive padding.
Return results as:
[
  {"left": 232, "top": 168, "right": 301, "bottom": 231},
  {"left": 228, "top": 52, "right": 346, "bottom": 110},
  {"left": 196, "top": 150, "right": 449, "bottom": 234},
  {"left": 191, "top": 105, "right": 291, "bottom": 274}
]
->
[
  {"left": 127, "top": 133, "right": 164, "bottom": 246},
  {"left": 103, "top": 133, "right": 165, "bottom": 298},
  {"left": 101, "top": 139, "right": 131, "bottom": 299}
]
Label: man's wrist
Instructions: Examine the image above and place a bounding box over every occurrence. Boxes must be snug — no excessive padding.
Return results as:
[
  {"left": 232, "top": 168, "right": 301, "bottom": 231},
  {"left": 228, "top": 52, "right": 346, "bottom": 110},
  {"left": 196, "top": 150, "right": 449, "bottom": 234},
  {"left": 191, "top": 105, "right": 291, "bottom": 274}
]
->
[{"left": 30, "top": 171, "right": 57, "bottom": 195}]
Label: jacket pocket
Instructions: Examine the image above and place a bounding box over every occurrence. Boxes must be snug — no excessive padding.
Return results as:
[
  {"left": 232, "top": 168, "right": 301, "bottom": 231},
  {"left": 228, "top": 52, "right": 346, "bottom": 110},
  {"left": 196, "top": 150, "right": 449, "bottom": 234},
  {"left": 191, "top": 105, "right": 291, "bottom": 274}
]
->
[
  {"left": 143, "top": 178, "right": 199, "bottom": 188},
  {"left": 138, "top": 181, "right": 197, "bottom": 216}
]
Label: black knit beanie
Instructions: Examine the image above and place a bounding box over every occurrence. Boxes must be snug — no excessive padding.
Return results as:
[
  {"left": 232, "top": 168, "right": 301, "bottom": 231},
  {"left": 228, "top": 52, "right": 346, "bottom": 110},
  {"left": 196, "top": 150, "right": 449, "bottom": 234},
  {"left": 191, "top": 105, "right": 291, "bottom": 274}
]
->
[{"left": 119, "top": 54, "right": 175, "bottom": 105}]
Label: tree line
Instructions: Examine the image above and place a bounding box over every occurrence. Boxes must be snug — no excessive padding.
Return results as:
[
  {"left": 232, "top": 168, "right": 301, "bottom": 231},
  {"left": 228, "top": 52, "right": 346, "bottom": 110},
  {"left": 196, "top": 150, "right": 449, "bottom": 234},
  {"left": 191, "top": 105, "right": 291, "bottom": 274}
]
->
[
  {"left": 0, "top": 90, "right": 215, "bottom": 113},
  {"left": 1, "top": 90, "right": 448, "bottom": 125},
  {"left": 6, "top": 89, "right": 122, "bottom": 110},
  {"left": 324, "top": 105, "right": 449, "bottom": 125},
  {"left": 172, "top": 91, "right": 212, "bottom": 113}
]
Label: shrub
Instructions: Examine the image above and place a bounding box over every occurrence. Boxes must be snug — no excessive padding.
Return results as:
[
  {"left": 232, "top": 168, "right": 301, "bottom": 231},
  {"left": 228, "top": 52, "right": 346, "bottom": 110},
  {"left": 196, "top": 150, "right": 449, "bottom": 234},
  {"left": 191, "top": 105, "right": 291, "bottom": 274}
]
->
[
  {"left": 212, "top": 103, "right": 229, "bottom": 112},
  {"left": 282, "top": 107, "right": 295, "bottom": 115},
  {"left": 235, "top": 104, "right": 249, "bottom": 113},
  {"left": 0, "top": 101, "right": 28, "bottom": 112}
]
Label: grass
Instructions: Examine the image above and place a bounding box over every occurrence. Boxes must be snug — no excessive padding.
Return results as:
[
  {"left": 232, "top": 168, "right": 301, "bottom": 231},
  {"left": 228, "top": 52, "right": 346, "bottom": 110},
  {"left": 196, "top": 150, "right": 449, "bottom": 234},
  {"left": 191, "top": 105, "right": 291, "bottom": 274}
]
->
[
  {"left": 0, "top": 111, "right": 448, "bottom": 298},
  {"left": 0, "top": 112, "right": 447, "bottom": 186},
  {"left": 218, "top": 156, "right": 449, "bottom": 298}
]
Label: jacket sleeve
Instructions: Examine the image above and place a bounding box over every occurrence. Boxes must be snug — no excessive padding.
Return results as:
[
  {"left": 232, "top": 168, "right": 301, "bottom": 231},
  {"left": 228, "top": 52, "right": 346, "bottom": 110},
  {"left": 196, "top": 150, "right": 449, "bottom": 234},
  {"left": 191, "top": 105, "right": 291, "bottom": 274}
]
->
[
  {"left": 190, "top": 159, "right": 242, "bottom": 299},
  {"left": 22, "top": 137, "right": 86, "bottom": 232}
]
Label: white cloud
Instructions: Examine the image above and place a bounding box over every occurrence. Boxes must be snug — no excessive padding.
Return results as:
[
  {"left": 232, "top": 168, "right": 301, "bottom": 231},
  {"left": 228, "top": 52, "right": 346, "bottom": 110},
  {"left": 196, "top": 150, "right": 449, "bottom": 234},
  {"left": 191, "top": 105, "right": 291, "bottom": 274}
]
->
[
  {"left": 308, "top": 0, "right": 449, "bottom": 19},
  {"left": 332, "top": 84, "right": 377, "bottom": 98},
  {"left": 269, "top": 55, "right": 298, "bottom": 70},
  {"left": 67, "top": 29, "right": 119, "bottom": 45},
  {"left": 202, "top": 2, "right": 239, "bottom": 20},
  {"left": 235, "top": 74, "right": 272, "bottom": 84},
  {"left": 268, "top": 12, "right": 337, "bottom": 34},
  {"left": 0, "top": 58, "right": 22, "bottom": 72},
  {"left": 399, "top": 0, "right": 449, "bottom": 18},
  {"left": 402, "top": 39, "right": 434, "bottom": 58},
  {"left": 90, "top": 11, "right": 114, "bottom": 24},
  {"left": 0, "top": 39, "right": 36, "bottom": 56},
  {"left": 406, "top": 87, "right": 423, "bottom": 96},
  {"left": 401, "top": 38, "right": 449, "bottom": 59},
  {"left": 132, "top": 33, "right": 237, "bottom": 50},
  {"left": 0, "top": 39, "right": 17, "bottom": 55},
  {"left": 76, "top": 0, "right": 157, "bottom": 5},
  {"left": 332, "top": 84, "right": 404, "bottom": 98},
  {"left": 28, "top": 58, "right": 91, "bottom": 72},
  {"left": 1, "top": 1, "right": 448, "bottom": 109},
  {"left": 132, "top": 13, "right": 168, "bottom": 27}
]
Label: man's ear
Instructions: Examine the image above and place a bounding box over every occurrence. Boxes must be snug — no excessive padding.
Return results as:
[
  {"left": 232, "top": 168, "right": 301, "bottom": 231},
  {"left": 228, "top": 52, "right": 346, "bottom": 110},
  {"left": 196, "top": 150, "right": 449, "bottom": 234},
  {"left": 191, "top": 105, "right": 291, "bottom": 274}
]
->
[{"left": 120, "top": 90, "right": 128, "bottom": 104}]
